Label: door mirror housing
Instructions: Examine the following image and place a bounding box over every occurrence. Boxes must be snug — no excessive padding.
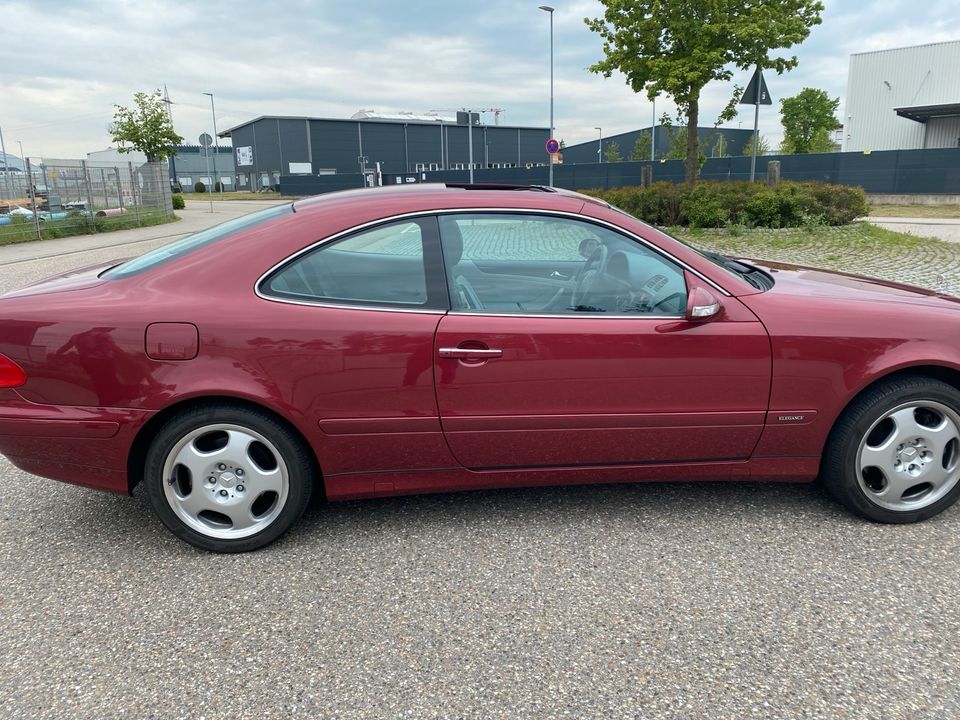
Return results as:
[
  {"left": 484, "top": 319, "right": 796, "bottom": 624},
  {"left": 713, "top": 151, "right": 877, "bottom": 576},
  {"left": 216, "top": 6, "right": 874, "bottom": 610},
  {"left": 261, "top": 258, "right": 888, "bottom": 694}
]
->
[{"left": 685, "top": 285, "right": 721, "bottom": 322}]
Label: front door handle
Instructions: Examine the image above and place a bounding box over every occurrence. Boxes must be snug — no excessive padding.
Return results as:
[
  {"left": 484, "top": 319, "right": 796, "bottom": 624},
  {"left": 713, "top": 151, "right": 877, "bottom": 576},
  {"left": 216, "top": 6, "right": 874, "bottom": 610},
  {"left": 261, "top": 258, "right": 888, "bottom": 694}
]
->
[{"left": 438, "top": 347, "right": 503, "bottom": 359}]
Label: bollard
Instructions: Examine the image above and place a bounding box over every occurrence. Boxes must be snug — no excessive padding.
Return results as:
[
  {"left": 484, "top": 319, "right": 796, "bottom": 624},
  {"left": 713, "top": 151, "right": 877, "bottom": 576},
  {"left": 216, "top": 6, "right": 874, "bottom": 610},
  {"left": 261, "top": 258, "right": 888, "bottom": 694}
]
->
[
  {"left": 641, "top": 164, "right": 653, "bottom": 188},
  {"left": 766, "top": 160, "right": 781, "bottom": 187}
]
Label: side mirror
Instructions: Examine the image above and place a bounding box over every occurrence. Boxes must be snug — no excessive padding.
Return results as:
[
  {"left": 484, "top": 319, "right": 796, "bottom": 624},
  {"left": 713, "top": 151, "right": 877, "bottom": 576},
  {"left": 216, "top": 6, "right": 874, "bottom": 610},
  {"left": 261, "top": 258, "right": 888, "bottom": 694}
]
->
[{"left": 685, "top": 285, "right": 721, "bottom": 321}]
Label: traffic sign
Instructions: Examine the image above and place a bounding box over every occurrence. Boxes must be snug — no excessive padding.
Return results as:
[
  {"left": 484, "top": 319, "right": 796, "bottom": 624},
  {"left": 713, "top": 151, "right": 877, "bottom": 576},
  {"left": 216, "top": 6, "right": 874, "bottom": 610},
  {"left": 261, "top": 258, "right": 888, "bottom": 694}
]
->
[
  {"left": 546, "top": 138, "right": 560, "bottom": 154},
  {"left": 740, "top": 69, "right": 772, "bottom": 106},
  {"left": 199, "top": 133, "right": 213, "bottom": 147}
]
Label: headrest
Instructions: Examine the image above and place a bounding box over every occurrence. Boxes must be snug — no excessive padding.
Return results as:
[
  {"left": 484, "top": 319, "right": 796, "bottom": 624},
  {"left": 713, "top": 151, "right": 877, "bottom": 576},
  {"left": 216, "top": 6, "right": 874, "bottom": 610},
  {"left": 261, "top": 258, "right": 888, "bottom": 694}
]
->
[{"left": 439, "top": 217, "right": 463, "bottom": 266}]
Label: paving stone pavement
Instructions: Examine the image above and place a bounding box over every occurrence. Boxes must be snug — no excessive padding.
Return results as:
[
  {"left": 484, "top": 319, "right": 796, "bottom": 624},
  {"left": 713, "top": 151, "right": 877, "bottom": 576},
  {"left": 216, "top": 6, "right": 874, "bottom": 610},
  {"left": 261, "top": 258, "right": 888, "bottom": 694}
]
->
[{"left": 686, "top": 224, "right": 960, "bottom": 296}]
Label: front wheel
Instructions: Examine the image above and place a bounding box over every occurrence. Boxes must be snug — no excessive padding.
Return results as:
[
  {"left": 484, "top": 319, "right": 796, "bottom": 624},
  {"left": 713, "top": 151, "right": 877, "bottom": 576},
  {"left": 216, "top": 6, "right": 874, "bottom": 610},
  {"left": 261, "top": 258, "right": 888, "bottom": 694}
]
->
[
  {"left": 145, "top": 404, "right": 315, "bottom": 552},
  {"left": 822, "top": 376, "right": 960, "bottom": 523}
]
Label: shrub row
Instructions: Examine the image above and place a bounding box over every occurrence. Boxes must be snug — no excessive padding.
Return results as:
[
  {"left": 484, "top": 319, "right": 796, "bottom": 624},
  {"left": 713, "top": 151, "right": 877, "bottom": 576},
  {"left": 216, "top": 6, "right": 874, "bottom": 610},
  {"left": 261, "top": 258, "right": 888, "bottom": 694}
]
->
[{"left": 582, "top": 180, "right": 868, "bottom": 228}]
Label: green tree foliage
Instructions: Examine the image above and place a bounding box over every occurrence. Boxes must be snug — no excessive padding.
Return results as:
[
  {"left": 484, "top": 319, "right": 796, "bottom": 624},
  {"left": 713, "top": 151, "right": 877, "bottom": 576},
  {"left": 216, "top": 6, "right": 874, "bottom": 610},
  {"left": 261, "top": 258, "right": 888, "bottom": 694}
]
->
[
  {"left": 662, "top": 120, "right": 708, "bottom": 168},
  {"left": 585, "top": 0, "right": 824, "bottom": 183},
  {"left": 110, "top": 90, "right": 184, "bottom": 162},
  {"left": 779, "top": 87, "right": 841, "bottom": 153},
  {"left": 630, "top": 131, "right": 652, "bottom": 160},
  {"left": 711, "top": 135, "right": 729, "bottom": 158},
  {"left": 742, "top": 134, "right": 770, "bottom": 157},
  {"left": 604, "top": 141, "right": 623, "bottom": 162}
]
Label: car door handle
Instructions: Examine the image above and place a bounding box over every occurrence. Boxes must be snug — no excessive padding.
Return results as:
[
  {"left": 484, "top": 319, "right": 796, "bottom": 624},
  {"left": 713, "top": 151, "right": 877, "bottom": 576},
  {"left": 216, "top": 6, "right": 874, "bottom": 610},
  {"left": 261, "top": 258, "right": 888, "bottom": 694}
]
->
[{"left": 438, "top": 347, "right": 503, "bottom": 359}]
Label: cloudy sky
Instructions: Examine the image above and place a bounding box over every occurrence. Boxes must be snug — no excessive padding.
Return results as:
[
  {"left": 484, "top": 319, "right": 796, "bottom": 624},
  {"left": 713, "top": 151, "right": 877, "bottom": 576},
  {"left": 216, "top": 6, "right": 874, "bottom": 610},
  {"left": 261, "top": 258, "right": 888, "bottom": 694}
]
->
[{"left": 2, "top": 0, "right": 957, "bottom": 160}]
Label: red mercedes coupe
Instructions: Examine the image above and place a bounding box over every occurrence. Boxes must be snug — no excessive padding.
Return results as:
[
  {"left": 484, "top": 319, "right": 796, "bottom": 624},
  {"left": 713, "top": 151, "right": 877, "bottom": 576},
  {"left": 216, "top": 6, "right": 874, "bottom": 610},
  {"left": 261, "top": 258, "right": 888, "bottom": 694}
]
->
[{"left": 2, "top": 184, "right": 959, "bottom": 552}]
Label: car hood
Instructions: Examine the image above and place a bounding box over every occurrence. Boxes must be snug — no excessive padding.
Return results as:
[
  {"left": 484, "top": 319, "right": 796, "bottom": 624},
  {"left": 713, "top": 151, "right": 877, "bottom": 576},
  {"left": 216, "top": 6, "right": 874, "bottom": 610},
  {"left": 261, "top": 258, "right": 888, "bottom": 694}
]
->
[
  {"left": 1, "top": 259, "right": 124, "bottom": 299},
  {"left": 746, "top": 259, "right": 960, "bottom": 309}
]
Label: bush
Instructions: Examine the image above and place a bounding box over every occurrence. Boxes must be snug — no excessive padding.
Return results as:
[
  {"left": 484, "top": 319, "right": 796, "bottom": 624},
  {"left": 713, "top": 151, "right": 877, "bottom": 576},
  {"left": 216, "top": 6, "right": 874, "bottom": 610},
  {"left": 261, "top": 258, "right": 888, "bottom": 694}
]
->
[
  {"left": 171, "top": 193, "right": 185, "bottom": 210},
  {"left": 194, "top": 181, "right": 206, "bottom": 194},
  {"left": 681, "top": 185, "right": 729, "bottom": 228},
  {"left": 214, "top": 181, "right": 223, "bottom": 193},
  {"left": 583, "top": 180, "right": 868, "bottom": 229}
]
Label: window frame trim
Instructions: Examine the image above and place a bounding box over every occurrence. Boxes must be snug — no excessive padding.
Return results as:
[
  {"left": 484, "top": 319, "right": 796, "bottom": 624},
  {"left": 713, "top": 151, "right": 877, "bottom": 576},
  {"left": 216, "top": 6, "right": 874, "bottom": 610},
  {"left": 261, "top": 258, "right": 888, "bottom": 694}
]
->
[{"left": 254, "top": 207, "right": 730, "bottom": 316}]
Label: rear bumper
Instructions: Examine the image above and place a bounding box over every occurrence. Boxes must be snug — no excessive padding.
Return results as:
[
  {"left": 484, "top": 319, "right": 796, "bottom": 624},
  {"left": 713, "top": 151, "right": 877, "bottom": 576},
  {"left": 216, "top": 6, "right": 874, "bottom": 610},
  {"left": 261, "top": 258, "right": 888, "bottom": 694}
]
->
[{"left": 0, "top": 390, "right": 152, "bottom": 494}]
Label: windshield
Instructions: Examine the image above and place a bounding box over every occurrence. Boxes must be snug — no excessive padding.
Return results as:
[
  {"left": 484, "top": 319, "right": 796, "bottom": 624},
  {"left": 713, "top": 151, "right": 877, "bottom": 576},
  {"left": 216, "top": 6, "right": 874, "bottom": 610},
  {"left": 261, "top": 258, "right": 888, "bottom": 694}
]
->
[{"left": 102, "top": 203, "right": 293, "bottom": 279}]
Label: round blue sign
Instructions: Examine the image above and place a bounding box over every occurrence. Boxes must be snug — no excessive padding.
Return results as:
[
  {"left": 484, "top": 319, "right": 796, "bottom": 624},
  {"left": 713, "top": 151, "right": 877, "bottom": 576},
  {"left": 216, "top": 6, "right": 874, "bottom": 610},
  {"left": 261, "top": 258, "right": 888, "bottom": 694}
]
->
[{"left": 546, "top": 138, "right": 560, "bottom": 154}]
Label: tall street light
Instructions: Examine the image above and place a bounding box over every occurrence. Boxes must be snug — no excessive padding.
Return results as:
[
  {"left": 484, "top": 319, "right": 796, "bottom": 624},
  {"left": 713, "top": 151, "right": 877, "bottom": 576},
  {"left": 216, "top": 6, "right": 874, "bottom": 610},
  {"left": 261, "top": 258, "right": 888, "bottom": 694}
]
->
[
  {"left": 202, "top": 92, "right": 223, "bottom": 199},
  {"left": 595, "top": 127, "right": 602, "bottom": 163},
  {"left": 539, "top": 5, "right": 554, "bottom": 187}
]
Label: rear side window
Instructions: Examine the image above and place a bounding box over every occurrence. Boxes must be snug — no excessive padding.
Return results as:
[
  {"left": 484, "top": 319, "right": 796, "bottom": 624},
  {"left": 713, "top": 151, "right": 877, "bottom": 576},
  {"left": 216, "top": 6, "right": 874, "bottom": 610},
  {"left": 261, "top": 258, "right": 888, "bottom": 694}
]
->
[
  {"left": 261, "top": 218, "right": 443, "bottom": 309},
  {"left": 102, "top": 204, "right": 293, "bottom": 279}
]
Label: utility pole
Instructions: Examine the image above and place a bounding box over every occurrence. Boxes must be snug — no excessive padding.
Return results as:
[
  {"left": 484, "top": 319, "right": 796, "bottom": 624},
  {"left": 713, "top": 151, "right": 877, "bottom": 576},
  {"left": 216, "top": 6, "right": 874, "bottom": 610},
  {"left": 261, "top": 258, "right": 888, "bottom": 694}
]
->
[
  {"left": 539, "top": 5, "right": 555, "bottom": 186},
  {"left": 0, "top": 125, "right": 12, "bottom": 200},
  {"left": 203, "top": 92, "right": 223, "bottom": 199},
  {"left": 651, "top": 96, "right": 656, "bottom": 161},
  {"left": 595, "top": 127, "right": 602, "bottom": 163},
  {"left": 162, "top": 85, "right": 178, "bottom": 190}
]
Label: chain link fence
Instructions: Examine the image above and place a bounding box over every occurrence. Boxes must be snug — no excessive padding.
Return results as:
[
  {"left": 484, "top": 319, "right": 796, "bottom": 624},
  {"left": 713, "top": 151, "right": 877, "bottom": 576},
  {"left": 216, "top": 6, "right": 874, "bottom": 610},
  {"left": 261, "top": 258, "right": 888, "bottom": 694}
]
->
[{"left": 0, "top": 160, "right": 174, "bottom": 243}]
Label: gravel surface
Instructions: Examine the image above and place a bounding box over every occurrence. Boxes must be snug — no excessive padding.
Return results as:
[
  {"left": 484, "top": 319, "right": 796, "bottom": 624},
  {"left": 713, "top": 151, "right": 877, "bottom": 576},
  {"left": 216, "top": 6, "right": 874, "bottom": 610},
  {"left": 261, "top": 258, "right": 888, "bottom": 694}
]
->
[{"left": 3, "top": 212, "right": 960, "bottom": 718}]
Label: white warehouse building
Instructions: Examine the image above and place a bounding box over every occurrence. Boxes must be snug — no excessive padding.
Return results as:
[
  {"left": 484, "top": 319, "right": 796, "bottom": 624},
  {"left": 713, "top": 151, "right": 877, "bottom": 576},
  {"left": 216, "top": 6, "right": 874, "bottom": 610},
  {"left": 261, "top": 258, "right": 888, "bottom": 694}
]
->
[{"left": 843, "top": 40, "right": 960, "bottom": 152}]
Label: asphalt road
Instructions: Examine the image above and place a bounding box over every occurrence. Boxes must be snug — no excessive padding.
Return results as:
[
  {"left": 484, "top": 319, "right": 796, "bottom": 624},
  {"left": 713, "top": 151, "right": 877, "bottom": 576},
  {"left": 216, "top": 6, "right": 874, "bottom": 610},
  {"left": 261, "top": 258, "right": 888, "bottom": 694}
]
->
[{"left": 2, "top": 207, "right": 960, "bottom": 718}]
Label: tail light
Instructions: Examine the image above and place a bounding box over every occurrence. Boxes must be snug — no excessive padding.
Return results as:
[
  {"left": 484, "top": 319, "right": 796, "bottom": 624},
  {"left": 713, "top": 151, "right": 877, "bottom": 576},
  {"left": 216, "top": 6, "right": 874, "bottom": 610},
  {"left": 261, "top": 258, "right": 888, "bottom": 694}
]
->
[{"left": 0, "top": 353, "right": 26, "bottom": 388}]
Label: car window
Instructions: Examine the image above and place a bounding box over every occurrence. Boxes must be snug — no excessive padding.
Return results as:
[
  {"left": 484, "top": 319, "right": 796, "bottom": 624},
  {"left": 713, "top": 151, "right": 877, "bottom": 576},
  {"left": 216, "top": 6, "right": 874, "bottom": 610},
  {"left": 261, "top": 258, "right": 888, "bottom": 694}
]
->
[
  {"left": 439, "top": 213, "right": 687, "bottom": 315},
  {"left": 262, "top": 219, "right": 433, "bottom": 308},
  {"left": 103, "top": 204, "right": 293, "bottom": 279}
]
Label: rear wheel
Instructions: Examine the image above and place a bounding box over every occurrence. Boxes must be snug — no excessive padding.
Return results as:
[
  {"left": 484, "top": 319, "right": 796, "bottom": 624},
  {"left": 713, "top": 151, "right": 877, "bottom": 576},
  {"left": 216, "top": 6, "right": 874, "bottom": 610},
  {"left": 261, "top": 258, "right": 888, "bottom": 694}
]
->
[
  {"left": 822, "top": 376, "right": 960, "bottom": 523},
  {"left": 145, "top": 404, "right": 314, "bottom": 552}
]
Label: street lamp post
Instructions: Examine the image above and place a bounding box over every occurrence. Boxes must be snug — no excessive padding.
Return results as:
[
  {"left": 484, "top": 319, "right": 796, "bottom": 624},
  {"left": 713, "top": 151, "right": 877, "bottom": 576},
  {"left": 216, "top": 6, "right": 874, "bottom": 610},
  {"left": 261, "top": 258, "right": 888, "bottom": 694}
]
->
[
  {"left": 539, "top": 5, "right": 554, "bottom": 187},
  {"left": 202, "top": 92, "right": 223, "bottom": 199},
  {"left": 595, "top": 127, "right": 602, "bottom": 163}
]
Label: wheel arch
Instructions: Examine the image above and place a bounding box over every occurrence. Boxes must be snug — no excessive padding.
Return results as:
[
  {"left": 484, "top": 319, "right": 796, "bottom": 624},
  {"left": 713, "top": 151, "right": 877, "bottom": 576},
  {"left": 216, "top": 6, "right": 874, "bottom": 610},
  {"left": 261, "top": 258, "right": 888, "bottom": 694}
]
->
[
  {"left": 127, "top": 395, "right": 324, "bottom": 497},
  {"left": 820, "top": 363, "right": 960, "bottom": 470}
]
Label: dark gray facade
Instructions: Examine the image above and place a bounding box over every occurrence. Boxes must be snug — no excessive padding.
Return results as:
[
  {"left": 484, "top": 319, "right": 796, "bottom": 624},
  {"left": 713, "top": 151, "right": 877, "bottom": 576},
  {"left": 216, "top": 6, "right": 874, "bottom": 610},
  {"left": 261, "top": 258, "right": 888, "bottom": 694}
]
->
[
  {"left": 221, "top": 116, "right": 550, "bottom": 190},
  {"left": 562, "top": 126, "right": 756, "bottom": 164}
]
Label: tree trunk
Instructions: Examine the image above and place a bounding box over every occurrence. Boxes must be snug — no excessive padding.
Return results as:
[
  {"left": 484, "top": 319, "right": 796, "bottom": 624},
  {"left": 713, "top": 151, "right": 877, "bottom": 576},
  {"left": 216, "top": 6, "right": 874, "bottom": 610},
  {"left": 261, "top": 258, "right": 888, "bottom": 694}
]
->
[{"left": 685, "top": 95, "right": 699, "bottom": 184}]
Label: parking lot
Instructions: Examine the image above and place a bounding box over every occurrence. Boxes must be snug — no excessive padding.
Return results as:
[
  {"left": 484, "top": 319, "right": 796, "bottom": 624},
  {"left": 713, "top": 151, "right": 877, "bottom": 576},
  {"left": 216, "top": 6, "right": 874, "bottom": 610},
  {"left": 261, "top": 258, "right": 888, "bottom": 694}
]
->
[{"left": 2, "top": 205, "right": 960, "bottom": 718}]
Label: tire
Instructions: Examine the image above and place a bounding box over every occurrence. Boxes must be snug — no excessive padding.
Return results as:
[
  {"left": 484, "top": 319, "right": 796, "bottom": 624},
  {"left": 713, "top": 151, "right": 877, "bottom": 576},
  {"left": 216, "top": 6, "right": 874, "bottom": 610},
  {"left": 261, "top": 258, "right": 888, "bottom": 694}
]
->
[
  {"left": 145, "top": 403, "right": 315, "bottom": 552},
  {"left": 822, "top": 375, "right": 960, "bottom": 523}
]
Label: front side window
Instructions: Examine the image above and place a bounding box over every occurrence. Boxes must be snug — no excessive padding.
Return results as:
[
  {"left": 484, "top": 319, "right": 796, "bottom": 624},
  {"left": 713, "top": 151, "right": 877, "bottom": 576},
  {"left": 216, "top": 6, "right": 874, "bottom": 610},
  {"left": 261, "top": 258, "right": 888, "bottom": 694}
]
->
[
  {"left": 262, "top": 219, "right": 440, "bottom": 308},
  {"left": 439, "top": 213, "right": 687, "bottom": 315}
]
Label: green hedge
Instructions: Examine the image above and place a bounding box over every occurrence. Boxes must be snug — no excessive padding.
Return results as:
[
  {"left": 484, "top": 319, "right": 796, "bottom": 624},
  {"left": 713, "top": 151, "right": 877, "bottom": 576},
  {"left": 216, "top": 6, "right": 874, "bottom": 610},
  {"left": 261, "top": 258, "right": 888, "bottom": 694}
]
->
[
  {"left": 583, "top": 181, "right": 868, "bottom": 228},
  {"left": 171, "top": 193, "right": 185, "bottom": 210}
]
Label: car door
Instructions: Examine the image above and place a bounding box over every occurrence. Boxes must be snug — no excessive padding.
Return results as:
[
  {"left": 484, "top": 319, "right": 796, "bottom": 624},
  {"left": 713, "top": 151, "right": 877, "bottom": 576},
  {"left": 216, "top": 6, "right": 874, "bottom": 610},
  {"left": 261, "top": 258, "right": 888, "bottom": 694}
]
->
[{"left": 433, "top": 211, "right": 772, "bottom": 470}]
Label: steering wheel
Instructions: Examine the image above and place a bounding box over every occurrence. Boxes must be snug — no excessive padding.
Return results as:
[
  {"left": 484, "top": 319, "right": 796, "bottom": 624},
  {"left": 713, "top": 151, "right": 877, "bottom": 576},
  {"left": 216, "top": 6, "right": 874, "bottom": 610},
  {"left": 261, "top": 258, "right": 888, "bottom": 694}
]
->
[
  {"left": 571, "top": 244, "right": 609, "bottom": 309},
  {"left": 454, "top": 274, "right": 483, "bottom": 310}
]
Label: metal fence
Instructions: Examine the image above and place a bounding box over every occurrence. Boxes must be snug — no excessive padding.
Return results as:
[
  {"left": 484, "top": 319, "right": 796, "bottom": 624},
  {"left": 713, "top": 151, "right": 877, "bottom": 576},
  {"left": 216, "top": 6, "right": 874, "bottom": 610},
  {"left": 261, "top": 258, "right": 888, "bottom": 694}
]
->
[
  {"left": 278, "top": 147, "right": 960, "bottom": 198},
  {"left": 0, "top": 160, "right": 174, "bottom": 243}
]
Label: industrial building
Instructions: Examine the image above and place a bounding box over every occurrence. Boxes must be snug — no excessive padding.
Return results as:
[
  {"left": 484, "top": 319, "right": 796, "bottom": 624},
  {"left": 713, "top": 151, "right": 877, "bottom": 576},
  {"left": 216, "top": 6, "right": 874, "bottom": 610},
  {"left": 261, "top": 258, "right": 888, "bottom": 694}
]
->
[
  {"left": 167, "top": 145, "right": 235, "bottom": 192},
  {"left": 561, "top": 126, "right": 755, "bottom": 164},
  {"left": 843, "top": 40, "right": 960, "bottom": 151},
  {"left": 218, "top": 113, "right": 550, "bottom": 190}
]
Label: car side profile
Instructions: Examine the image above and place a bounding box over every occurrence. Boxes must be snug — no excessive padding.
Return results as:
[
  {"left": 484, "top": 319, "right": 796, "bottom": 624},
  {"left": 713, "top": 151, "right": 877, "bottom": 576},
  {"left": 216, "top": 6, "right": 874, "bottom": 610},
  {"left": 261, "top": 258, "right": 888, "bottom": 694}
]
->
[{"left": 2, "top": 183, "right": 960, "bottom": 552}]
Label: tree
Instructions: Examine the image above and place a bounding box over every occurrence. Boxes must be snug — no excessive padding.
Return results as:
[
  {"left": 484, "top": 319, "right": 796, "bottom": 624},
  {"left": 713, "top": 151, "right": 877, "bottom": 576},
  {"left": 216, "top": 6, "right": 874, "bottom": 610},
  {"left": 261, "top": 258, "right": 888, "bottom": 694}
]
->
[
  {"left": 779, "top": 87, "right": 841, "bottom": 153},
  {"left": 110, "top": 89, "right": 184, "bottom": 162},
  {"left": 662, "top": 117, "right": 707, "bottom": 168},
  {"left": 585, "top": 0, "right": 824, "bottom": 183},
  {"left": 630, "top": 131, "right": 652, "bottom": 160},
  {"left": 604, "top": 141, "right": 623, "bottom": 163},
  {"left": 741, "top": 134, "right": 770, "bottom": 157},
  {"left": 711, "top": 135, "right": 729, "bottom": 158}
]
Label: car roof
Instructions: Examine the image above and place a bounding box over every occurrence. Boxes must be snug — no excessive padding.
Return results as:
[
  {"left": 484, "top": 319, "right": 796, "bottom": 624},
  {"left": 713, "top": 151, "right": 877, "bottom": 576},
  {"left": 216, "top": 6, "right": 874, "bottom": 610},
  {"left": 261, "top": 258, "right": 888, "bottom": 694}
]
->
[{"left": 292, "top": 183, "right": 609, "bottom": 216}]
